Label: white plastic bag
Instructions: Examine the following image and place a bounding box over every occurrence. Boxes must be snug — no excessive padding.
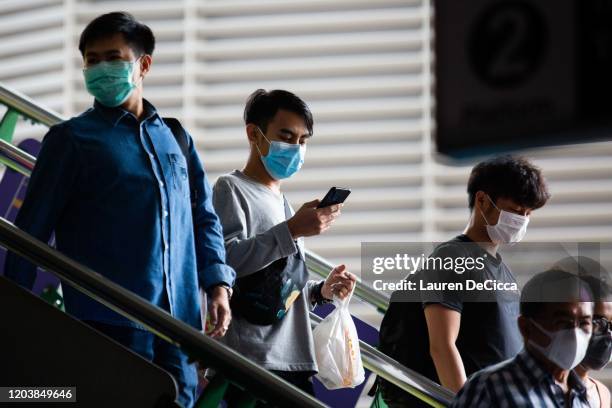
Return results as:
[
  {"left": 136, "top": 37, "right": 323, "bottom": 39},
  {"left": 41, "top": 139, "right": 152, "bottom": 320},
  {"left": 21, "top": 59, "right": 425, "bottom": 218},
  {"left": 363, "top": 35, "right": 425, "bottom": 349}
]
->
[{"left": 312, "top": 291, "right": 365, "bottom": 390}]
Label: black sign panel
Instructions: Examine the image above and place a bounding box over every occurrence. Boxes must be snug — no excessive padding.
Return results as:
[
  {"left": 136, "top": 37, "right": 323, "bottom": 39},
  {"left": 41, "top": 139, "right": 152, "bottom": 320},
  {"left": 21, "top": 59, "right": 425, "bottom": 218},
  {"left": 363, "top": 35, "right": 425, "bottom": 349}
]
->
[{"left": 435, "top": 0, "right": 612, "bottom": 158}]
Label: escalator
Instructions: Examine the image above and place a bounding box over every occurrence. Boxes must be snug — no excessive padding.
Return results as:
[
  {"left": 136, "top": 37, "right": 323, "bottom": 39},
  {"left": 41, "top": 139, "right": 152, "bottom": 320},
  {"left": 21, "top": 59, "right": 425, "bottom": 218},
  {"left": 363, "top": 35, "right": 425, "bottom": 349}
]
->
[{"left": 0, "top": 83, "right": 454, "bottom": 407}]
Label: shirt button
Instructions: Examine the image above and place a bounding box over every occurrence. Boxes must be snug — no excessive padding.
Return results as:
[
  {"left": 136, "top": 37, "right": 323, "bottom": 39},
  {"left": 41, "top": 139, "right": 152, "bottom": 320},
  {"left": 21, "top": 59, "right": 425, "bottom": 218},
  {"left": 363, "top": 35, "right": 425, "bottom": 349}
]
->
[
  {"left": 149, "top": 154, "right": 154, "bottom": 159},
  {"left": 159, "top": 181, "right": 164, "bottom": 188},
  {"left": 163, "top": 210, "right": 168, "bottom": 217}
]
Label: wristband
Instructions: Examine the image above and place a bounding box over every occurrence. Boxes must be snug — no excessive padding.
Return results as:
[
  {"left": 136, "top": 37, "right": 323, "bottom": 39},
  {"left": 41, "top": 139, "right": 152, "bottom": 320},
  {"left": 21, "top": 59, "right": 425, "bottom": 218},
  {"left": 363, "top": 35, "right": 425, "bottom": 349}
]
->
[{"left": 313, "top": 281, "right": 332, "bottom": 305}]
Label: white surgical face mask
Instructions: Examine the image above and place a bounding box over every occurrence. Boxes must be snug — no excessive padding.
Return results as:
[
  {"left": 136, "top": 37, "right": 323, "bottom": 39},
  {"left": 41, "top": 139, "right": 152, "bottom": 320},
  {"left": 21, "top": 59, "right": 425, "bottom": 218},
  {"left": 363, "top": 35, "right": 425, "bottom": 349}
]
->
[
  {"left": 528, "top": 319, "right": 591, "bottom": 370},
  {"left": 480, "top": 195, "right": 529, "bottom": 244}
]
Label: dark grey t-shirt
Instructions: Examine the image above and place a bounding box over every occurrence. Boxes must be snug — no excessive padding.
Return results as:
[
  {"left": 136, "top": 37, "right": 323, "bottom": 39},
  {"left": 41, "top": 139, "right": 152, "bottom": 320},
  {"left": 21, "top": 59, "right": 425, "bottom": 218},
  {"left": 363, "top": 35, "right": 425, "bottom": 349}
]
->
[{"left": 420, "top": 235, "right": 522, "bottom": 376}]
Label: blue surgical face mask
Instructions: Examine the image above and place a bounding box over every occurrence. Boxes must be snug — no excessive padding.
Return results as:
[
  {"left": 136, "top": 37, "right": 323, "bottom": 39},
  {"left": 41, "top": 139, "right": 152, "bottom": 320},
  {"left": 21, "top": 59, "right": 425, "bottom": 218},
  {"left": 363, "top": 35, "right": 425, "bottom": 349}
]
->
[
  {"left": 83, "top": 58, "right": 141, "bottom": 107},
  {"left": 255, "top": 127, "right": 306, "bottom": 180}
]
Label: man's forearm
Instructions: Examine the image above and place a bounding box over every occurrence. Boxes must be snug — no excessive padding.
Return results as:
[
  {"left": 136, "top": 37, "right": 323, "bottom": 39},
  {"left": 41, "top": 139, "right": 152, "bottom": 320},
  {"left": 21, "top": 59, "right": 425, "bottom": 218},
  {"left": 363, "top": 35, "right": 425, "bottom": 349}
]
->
[
  {"left": 224, "top": 222, "right": 297, "bottom": 278},
  {"left": 430, "top": 342, "right": 467, "bottom": 393}
]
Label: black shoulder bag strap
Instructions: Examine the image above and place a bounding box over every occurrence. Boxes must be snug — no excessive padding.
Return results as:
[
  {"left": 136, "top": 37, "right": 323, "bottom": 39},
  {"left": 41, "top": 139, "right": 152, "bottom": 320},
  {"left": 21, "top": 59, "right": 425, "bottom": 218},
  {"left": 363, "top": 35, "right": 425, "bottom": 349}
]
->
[{"left": 163, "top": 117, "right": 198, "bottom": 207}]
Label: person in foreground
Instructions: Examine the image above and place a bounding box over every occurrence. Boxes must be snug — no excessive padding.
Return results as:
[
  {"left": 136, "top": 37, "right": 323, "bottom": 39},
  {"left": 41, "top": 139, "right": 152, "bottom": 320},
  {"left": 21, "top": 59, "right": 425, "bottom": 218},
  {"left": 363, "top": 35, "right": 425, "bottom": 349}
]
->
[
  {"left": 3, "top": 12, "right": 235, "bottom": 407},
  {"left": 212, "top": 89, "right": 356, "bottom": 398},
  {"left": 452, "top": 269, "right": 594, "bottom": 408}
]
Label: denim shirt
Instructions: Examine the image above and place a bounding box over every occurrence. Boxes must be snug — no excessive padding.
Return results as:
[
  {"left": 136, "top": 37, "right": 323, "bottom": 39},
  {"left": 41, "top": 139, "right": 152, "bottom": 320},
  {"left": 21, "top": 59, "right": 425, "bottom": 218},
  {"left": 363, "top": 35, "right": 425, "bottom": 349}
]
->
[{"left": 4, "top": 100, "right": 235, "bottom": 330}]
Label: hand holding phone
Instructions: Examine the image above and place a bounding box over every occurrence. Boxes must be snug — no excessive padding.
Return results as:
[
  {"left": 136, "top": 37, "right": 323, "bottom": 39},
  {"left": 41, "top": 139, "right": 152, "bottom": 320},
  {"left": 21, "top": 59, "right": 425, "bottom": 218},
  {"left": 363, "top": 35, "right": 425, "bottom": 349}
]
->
[
  {"left": 317, "top": 187, "right": 351, "bottom": 208},
  {"left": 287, "top": 187, "right": 350, "bottom": 238}
]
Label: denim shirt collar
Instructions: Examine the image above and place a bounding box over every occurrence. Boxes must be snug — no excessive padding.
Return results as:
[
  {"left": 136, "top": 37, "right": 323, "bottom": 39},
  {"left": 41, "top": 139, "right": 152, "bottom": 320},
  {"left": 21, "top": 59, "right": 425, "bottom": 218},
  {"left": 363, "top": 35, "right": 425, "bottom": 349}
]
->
[{"left": 93, "top": 98, "right": 160, "bottom": 127}]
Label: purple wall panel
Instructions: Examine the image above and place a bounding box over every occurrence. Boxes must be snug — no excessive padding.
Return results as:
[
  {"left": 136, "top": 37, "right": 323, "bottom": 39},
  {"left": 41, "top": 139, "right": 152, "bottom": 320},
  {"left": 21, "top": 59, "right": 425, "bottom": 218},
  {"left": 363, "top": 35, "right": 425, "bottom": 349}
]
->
[{"left": 0, "top": 139, "right": 59, "bottom": 293}]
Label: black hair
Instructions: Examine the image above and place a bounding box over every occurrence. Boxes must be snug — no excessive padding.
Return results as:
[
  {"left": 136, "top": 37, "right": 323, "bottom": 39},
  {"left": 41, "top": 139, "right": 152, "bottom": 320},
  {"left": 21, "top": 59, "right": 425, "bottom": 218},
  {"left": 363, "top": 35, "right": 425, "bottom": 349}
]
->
[
  {"left": 243, "top": 89, "right": 313, "bottom": 136},
  {"left": 467, "top": 155, "right": 550, "bottom": 210},
  {"left": 520, "top": 269, "right": 594, "bottom": 319},
  {"left": 78, "top": 12, "right": 155, "bottom": 57}
]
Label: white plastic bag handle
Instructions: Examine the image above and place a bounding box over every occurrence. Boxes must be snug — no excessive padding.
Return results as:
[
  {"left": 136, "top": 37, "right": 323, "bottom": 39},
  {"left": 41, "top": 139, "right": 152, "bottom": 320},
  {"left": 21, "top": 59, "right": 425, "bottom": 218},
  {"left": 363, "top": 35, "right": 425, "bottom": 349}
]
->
[{"left": 332, "top": 284, "right": 355, "bottom": 310}]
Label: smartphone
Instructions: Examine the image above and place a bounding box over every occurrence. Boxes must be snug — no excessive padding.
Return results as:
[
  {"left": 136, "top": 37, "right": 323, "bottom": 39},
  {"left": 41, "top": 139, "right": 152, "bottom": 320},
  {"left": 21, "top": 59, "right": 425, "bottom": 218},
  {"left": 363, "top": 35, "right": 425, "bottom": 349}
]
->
[{"left": 317, "top": 187, "right": 351, "bottom": 208}]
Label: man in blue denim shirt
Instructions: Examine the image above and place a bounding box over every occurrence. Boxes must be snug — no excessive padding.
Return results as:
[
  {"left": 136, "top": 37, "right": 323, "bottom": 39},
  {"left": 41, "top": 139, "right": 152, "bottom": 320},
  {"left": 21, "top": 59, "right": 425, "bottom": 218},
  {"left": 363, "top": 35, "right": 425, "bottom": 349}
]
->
[{"left": 4, "top": 12, "right": 235, "bottom": 407}]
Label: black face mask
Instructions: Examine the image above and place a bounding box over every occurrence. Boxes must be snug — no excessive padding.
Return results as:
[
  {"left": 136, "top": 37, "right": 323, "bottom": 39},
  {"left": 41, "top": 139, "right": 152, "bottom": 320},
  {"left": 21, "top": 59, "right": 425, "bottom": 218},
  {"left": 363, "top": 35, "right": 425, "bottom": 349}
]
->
[{"left": 582, "top": 332, "right": 612, "bottom": 370}]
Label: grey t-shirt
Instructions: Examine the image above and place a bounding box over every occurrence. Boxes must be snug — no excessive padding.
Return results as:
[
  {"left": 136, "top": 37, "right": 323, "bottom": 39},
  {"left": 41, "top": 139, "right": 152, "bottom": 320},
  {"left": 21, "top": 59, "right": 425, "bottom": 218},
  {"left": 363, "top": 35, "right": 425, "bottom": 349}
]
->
[{"left": 212, "top": 170, "right": 319, "bottom": 372}]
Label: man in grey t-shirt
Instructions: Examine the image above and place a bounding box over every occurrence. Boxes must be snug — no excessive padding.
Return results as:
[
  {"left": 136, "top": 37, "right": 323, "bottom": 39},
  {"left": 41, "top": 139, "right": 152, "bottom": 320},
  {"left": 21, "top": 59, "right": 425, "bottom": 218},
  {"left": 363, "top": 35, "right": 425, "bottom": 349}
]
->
[{"left": 212, "top": 89, "right": 356, "bottom": 396}]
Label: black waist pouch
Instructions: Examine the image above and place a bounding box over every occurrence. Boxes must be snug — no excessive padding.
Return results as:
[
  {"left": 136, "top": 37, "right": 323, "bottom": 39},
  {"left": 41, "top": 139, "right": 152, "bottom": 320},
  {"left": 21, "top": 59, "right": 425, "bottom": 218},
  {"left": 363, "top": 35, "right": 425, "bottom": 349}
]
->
[
  {"left": 231, "top": 250, "right": 308, "bottom": 325},
  {"left": 230, "top": 197, "right": 308, "bottom": 325}
]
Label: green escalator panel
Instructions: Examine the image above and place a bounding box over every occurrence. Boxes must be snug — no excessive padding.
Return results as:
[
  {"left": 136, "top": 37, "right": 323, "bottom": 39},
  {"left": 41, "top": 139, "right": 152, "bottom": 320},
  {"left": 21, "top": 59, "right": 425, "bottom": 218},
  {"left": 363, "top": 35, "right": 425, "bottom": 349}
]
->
[
  {"left": 40, "top": 285, "right": 65, "bottom": 311},
  {"left": 194, "top": 374, "right": 260, "bottom": 408},
  {"left": 371, "top": 389, "right": 389, "bottom": 408},
  {"left": 0, "top": 108, "right": 19, "bottom": 143},
  {"left": 194, "top": 375, "right": 229, "bottom": 408}
]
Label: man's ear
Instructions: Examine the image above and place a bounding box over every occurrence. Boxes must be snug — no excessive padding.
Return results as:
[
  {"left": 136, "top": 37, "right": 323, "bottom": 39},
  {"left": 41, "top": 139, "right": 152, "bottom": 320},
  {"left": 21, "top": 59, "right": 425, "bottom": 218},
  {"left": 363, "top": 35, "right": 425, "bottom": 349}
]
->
[
  {"left": 139, "top": 54, "right": 152, "bottom": 78},
  {"left": 245, "top": 124, "right": 258, "bottom": 144},
  {"left": 474, "top": 191, "right": 487, "bottom": 212}
]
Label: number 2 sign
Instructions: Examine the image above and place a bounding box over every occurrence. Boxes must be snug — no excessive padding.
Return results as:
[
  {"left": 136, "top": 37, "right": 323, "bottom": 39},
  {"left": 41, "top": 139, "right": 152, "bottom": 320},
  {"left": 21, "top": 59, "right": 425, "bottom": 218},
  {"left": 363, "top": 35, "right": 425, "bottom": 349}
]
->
[{"left": 434, "top": 0, "right": 575, "bottom": 157}]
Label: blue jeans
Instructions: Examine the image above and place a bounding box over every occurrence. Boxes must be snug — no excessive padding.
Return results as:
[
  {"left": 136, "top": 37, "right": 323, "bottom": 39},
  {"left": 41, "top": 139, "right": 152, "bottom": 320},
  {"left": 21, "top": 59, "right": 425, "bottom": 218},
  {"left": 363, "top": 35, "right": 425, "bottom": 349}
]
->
[{"left": 85, "top": 321, "right": 198, "bottom": 408}]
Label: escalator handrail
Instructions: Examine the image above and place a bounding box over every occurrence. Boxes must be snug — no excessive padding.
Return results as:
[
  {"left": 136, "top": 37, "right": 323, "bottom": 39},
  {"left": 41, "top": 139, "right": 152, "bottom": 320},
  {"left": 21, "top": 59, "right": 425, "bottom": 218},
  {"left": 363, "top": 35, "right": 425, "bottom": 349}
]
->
[
  {"left": 0, "top": 216, "right": 325, "bottom": 407},
  {"left": 0, "top": 138, "right": 35, "bottom": 175},
  {"left": 0, "top": 84, "right": 63, "bottom": 127}
]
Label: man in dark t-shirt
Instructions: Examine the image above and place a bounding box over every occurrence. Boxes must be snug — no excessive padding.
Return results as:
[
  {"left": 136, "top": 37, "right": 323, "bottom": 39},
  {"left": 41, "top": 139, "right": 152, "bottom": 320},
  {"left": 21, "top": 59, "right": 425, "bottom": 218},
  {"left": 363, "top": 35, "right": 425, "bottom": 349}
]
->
[
  {"left": 420, "top": 234, "right": 522, "bottom": 377},
  {"left": 422, "top": 156, "right": 550, "bottom": 393}
]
